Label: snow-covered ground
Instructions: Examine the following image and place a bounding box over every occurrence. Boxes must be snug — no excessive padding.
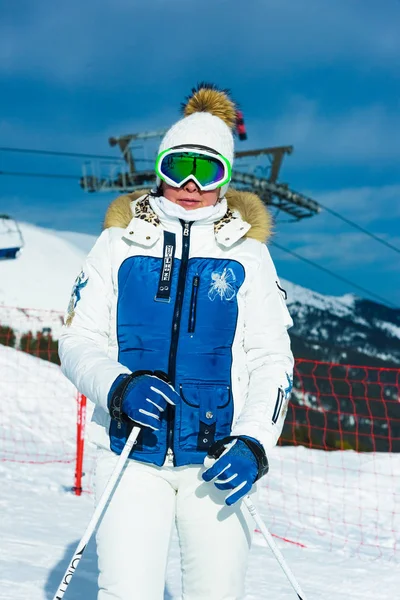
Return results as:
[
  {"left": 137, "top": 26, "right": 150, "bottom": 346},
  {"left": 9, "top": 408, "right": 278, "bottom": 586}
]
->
[
  {"left": 2, "top": 445, "right": 399, "bottom": 599},
  {"left": 0, "top": 344, "right": 77, "bottom": 462},
  {"left": 1, "top": 344, "right": 399, "bottom": 599}
]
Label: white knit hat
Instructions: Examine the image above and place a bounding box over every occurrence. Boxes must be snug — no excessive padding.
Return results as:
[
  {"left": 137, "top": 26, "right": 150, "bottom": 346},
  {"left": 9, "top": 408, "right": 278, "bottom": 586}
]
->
[{"left": 156, "top": 84, "right": 237, "bottom": 198}]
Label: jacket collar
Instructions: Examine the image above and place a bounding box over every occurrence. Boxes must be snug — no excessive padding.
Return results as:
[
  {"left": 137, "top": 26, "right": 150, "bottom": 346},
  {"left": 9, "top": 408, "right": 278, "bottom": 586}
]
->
[
  {"left": 104, "top": 189, "right": 272, "bottom": 247},
  {"left": 122, "top": 195, "right": 162, "bottom": 248}
]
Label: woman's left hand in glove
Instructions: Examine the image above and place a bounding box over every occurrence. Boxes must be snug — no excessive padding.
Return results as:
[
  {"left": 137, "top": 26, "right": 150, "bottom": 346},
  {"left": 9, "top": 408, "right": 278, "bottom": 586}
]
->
[{"left": 202, "top": 435, "right": 269, "bottom": 506}]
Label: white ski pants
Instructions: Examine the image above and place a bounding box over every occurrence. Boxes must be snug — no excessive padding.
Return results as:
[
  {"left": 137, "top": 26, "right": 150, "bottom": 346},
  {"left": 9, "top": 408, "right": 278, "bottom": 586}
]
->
[{"left": 95, "top": 448, "right": 256, "bottom": 600}]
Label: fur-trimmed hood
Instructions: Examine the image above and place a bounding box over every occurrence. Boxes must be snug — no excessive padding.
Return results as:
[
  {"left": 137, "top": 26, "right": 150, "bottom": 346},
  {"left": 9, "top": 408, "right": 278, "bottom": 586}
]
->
[{"left": 103, "top": 189, "right": 272, "bottom": 243}]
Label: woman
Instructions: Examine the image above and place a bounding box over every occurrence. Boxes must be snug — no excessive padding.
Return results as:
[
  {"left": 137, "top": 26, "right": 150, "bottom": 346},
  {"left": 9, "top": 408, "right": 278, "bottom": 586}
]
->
[{"left": 59, "top": 83, "right": 294, "bottom": 600}]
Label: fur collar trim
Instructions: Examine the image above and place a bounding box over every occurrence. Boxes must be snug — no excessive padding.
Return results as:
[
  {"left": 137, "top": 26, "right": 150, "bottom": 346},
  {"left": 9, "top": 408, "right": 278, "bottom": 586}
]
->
[{"left": 103, "top": 189, "right": 272, "bottom": 243}]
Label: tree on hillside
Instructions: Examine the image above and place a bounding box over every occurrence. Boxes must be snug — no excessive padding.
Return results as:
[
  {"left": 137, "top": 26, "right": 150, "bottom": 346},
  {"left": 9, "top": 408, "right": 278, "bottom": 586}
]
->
[
  {"left": 19, "top": 330, "right": 60, "bottom": 365},
  {"left": 0, "top": 325, "right": 16, "bottom": 348}
]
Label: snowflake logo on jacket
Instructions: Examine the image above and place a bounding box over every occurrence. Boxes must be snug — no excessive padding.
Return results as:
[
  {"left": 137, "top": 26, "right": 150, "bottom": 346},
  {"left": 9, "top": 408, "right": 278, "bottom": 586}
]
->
[
  {"left": 208, "top": 268, "right": 237, "bottom": 302},
  {"left": 65, "top": 271, "right": 89, "bottom": 326}
]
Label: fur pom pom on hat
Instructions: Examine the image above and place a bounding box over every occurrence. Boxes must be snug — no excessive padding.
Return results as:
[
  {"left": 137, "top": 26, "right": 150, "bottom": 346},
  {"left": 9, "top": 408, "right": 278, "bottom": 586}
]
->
[
  {"left": 182, "top": 83, "right": 237, "bottom": 129},
  {"left": 156, "top": 83, "right": 237, "bottom": 197}
]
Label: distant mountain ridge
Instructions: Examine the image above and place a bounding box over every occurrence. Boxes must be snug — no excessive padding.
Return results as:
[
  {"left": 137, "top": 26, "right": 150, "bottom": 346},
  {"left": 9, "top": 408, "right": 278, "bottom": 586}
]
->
[{"left": 282, "top": 280, "right": 400, "bottom": 367}]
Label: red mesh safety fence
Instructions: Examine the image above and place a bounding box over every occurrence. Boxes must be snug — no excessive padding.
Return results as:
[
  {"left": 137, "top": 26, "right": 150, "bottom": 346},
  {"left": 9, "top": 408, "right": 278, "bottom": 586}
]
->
[
  {"left": 266, "top": 359, "right": 400, "bottom": 560},
  {"left": 0, "top": 307, "right": 72, "bottom": 462},
  {"left": 0, "top": 305, "right": 97, "bottom": 490},
  {"left": 1, "top": 307, "right": 399, "bottom": 559}
]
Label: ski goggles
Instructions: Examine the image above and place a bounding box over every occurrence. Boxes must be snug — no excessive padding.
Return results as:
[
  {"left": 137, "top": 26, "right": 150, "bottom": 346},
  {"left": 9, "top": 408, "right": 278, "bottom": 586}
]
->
[{"left": 155, "top": 146, "right": 231, "bottom": 191}]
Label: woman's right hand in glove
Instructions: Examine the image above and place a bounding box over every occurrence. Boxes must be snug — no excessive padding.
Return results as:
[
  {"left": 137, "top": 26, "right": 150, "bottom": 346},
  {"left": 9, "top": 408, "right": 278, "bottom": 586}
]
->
[{"left": 108, "top": 371, "right": 180, "bottom": 430}]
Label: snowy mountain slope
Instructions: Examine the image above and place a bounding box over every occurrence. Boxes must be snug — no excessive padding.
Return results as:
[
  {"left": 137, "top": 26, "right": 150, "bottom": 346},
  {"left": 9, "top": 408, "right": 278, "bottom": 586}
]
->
[
  {"left": 0, "top": 344, "right": 78, "bottom": 462},
  {"left": 56, "top": 230, "right": 99, "bottom": 256},
  {"left": 0, "top": 222, "right": 96, "bottom": 311},
  {"left": 282, "top": 278, "right": 357, "bottom": 318},
  {"left": 286, "top": 287, "right": 400, "bottom": 366}
]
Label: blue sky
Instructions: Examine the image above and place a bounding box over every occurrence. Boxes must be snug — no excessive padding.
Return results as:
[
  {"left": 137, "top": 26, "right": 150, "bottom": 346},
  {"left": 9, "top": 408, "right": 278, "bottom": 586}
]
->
[{"left": 1, "top": 0, "right": 399, "bottom": 306}]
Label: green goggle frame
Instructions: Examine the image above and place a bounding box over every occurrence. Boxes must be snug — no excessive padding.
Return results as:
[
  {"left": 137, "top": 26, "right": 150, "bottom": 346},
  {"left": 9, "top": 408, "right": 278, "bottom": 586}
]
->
[{"left": 155, "top": 146, "right": 231, "bottom": 191}]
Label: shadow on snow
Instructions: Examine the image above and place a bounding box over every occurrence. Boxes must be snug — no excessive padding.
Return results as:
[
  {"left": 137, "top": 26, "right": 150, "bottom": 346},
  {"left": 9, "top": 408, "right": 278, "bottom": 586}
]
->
[{"left": 45, "top": 538, "right": 175, "bottom": 599}]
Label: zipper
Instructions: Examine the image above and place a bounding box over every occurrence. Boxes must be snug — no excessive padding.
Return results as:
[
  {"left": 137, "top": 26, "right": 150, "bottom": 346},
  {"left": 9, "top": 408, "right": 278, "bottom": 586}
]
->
[
  {"left": 272, "top": 387, "right": 284, "bottom": 424},
  {"left": 188, "top": 275, "right": 200, "bottom": 333},
  {"left": 166, "top": 220, "right": 193, "bottom": 464}
]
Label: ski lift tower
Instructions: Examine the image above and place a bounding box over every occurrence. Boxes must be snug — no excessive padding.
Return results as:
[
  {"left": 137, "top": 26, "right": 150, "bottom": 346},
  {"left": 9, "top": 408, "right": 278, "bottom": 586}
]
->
[
  {"left": 81, "top": 128, "right": 321, "bottom": 222},
  {"left": 81, "top": 128, "right": 167, "bottom": 195}
]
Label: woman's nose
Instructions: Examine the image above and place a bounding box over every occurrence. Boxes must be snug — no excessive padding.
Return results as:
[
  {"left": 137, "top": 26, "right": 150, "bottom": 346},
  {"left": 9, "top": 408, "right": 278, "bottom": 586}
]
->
[{"left": 182, "top": 179, "right": 199, "bottom": 193}]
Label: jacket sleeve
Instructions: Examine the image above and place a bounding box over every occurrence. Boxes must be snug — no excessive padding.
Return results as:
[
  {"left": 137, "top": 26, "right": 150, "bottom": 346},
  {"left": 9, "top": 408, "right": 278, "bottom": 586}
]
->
[
  {"left": 58, "top": 229, "right": 130, "bottom": 411},
  {"left": 231, "top": 243, "right": 294, "bottom": 452}
]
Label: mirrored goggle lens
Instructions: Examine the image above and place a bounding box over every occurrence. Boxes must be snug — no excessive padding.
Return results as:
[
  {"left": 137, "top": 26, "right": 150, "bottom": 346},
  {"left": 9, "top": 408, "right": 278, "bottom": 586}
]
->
[{"left": 159, "top": 152, "right": 226, "bottom": 187}]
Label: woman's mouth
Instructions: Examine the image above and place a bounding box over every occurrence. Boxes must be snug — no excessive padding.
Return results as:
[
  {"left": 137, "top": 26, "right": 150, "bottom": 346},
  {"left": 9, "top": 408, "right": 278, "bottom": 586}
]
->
[{"left": 177, "top": 198, "right": 201, "bottom": 209}]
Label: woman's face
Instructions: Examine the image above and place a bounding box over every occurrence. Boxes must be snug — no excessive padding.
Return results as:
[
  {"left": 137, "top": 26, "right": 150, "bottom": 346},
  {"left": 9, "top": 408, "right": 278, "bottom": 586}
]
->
[{"left": 162, "top": 180, "right": 219, "bottom": 210}]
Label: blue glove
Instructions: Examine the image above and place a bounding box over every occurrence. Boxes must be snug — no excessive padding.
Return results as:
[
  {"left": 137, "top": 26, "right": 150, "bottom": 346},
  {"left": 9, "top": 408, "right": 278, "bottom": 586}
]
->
[
  {"left": 108, "top": 370, "right": 180, "bottom": 430},
  {"left": 202, "top": 436, "right": 269, "bottom": 506}
]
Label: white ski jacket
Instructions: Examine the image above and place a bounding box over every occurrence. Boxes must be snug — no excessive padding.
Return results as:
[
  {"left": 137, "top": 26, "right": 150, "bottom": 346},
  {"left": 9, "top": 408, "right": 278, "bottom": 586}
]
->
[{"left": 59, "top": 190, "right": 294, "bottom": 465}]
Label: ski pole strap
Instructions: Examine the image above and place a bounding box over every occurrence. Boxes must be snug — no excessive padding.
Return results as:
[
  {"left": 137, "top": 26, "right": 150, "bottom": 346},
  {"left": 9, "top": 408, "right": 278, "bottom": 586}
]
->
[{"left": 207, "top": 435, "right": 269, "bottom": 480}]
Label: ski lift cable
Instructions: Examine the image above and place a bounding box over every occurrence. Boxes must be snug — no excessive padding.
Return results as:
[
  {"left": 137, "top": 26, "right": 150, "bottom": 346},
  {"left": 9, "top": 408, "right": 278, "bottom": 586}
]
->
[
  {"left": 0, "top": 146, "right": 153, "bottom": 163},
  {"left": 270, "top": 240, "right": 398, "bottom": 309},
  {"left": 0, "top": 170, "right": 80, "bottom": 180},
  {"left": 317, "top": 200, "right": 400, "bottom": 256}
]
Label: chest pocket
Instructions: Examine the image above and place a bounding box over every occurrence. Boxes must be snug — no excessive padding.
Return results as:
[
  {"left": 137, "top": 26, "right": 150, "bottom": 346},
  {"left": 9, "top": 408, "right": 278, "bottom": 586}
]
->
[{"left": 177, "top": 382, "right": 233, "bottom": 452}]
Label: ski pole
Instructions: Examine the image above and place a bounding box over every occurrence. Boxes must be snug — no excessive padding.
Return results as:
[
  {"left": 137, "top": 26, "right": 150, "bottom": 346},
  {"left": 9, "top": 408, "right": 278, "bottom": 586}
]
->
[
  {"left": 52, "top": 425, "right": 141, "bottom": 600},
  {"left": 243, "top": 496, "right": 308, "bottom": 600}
]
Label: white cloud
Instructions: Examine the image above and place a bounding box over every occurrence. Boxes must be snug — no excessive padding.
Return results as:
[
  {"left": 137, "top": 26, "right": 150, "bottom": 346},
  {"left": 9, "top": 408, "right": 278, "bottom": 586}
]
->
[
  {"left": 315, "top": 185, "right": 400, "bottom": 223},
  {"left": 273, "top": 183, "right": 400, "bottom": 274},
  {"left": 247, "top": 99, "right": 400, "bottom": 166},
  {"left": 275, "top": 231, "right": 399, "bottom": 266}
]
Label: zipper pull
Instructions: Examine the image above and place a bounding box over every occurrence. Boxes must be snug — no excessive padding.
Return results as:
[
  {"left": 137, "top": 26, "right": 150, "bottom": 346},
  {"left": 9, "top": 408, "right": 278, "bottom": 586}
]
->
[
  {"left": 183, "top": 222, "right": 190, "bottom": 236},
  {"left": 166, "top": 448, "right": 174, "bottom": 464}
]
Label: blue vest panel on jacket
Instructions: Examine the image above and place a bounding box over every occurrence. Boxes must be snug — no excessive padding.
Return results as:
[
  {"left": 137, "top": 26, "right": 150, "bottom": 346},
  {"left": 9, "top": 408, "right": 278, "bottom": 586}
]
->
[{"left": 109, "top": 253, "right": 245, "bottom": 467}]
